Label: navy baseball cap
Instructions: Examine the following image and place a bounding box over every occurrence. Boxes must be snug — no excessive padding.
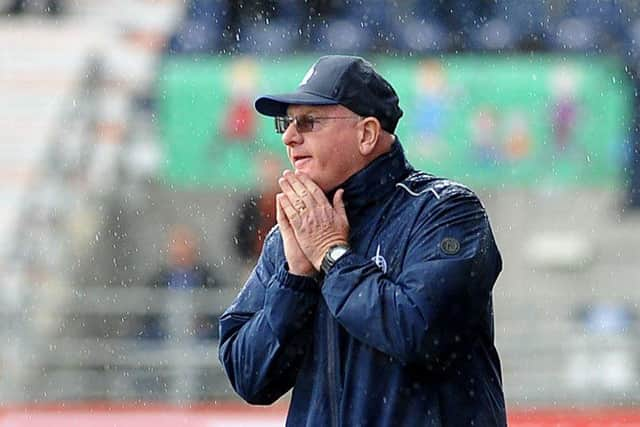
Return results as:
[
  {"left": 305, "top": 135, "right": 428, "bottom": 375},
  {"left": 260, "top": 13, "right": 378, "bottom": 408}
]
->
[{"left": 255, "top": 55, "right": 403, "bottom": 133}]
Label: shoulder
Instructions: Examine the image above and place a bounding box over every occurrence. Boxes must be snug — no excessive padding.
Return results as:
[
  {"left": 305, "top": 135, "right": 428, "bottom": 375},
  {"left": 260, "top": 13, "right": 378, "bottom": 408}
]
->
[{"left": 396, "top": 171, "right": 479, "bottom": 204}]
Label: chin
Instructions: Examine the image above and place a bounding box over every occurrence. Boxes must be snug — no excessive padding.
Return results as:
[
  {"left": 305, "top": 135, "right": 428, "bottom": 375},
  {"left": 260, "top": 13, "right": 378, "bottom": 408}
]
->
[
  {"left": 315, "top": 178, "right": 336, "bottom": 193},
  {"left": 291, "top": 167, "right": 336, "bottom": 193},
  {"left": 301, "top": 172, "right": 327, "bottom": 192}
]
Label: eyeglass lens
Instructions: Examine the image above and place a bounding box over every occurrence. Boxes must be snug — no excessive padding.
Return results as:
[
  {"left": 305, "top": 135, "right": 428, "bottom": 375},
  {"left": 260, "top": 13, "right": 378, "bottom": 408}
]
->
[{"left": 275, "top": 115, "right": 315, "bottom": 134}]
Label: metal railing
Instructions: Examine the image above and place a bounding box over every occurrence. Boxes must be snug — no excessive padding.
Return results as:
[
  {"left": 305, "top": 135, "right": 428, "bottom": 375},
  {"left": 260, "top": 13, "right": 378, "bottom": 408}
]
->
[
  {"left": 9, "top": 287, "right": 239, "bottom": 403},
  {"left": 0, "top": 56, "right": 105, "bottom": 403}
]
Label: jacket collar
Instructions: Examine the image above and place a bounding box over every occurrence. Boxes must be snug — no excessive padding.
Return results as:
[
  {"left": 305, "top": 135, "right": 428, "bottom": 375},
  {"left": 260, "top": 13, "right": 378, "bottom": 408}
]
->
[{"left": 337, "top": 139, "right": 413, "bottom": 218}]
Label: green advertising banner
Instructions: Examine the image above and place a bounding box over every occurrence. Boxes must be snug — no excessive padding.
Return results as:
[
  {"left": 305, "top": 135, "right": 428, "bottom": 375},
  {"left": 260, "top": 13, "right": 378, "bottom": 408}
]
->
[{"left": 156, "top": 55, "right": 631, "bottom": 190}]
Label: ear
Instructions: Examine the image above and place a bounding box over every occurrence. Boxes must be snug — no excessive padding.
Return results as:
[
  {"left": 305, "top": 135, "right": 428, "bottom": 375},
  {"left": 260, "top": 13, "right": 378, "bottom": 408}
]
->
[{"left": 357, "top": 117, "right": 381, "bottom": 156}]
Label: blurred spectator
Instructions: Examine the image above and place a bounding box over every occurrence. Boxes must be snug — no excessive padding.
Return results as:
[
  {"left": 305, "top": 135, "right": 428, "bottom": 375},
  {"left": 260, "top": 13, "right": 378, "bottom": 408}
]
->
[
  {"left": 232, "top": 153, "right": 283, "bottom": 271},
  {"left": 138, "top": 224, "right": 224, "bottom": 340},
  {"left": 577, "top": 302, "right": 636, "bottom": 335},
  {"left": 167, "top": 0, "right": 229, "bottom": 55},
  {"left": 626, "top": 67, "right": 640, "bottom": 209},
  {"left": 3, "top": 0, "right": 62, "bottom": 16},
  {"left": 567, "top": 302, "right": 638, "bottom": 392},
  {"left": 221, "top": 58, "right": 258, "bottom": 141}
]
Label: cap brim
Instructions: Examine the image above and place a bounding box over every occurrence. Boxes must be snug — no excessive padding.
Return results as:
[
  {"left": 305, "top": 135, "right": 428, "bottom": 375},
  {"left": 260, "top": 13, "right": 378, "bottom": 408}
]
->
[{"left": 255, "top": 91, "right": 339, "bottom": 117}]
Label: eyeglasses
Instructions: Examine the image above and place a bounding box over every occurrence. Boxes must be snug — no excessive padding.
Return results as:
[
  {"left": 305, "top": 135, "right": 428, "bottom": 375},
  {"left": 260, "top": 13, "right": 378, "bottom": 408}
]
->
[{"left": 274, "top": 114, "right": 361, "bottom": 134}]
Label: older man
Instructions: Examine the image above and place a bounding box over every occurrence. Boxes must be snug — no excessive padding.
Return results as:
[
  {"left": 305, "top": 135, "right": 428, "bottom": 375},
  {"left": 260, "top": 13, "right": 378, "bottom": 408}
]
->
[{"left": 219, "top": 55, "right": 506, "bottom": 426}]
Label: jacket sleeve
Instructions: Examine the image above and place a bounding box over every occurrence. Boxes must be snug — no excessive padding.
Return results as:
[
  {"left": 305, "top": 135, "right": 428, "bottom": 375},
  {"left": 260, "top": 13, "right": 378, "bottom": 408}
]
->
[
  {"left": 218, "top": 230, "right": 320, "bottom": 404},
  {"left": 321, "top": 188, "right": 502, "bottom": 369}
]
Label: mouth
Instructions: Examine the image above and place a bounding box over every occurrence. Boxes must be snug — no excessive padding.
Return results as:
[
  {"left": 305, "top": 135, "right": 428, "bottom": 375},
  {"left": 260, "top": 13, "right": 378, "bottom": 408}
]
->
[{"left": 292, "top": 155, "right": 312, "bottom": 168}]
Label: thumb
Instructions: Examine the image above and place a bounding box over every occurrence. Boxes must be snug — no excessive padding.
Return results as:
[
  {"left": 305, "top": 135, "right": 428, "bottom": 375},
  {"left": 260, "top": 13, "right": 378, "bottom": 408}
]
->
[{"left": 333, "top": 189, "right": 347, "bottom": 220}]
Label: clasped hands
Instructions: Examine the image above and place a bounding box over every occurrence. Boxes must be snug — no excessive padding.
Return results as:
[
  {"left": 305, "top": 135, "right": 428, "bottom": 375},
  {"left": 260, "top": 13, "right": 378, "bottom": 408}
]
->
[{"left": 276, "top": 170, "right": 350, "bottom": 277}]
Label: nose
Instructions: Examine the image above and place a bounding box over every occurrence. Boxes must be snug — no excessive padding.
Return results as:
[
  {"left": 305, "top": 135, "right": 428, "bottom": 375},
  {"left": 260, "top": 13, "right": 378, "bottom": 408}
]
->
[{"left": 282, "top": 121, "right": 302, "bottom": 147}]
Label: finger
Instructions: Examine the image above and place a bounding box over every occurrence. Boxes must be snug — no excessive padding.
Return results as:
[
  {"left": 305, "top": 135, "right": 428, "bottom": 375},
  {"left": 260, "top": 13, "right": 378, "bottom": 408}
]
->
[
  {"left": 278, "top": 174, "right": 295, "bottom": 196},
  {"left": 284, "top": 170, "right": 317, "bottom": 207},
  {"left": 278, "top": 192, "right": 301, "bottom": 221},
  {"left": 333, "top": 188, "right": 347, "bottom": 221},
  {"left": 279, "top": 176, "right": 307, "bottom": 213},
  {"left": 277, "top": 195, "right": 299, "bottom": 238},
  {"left": 294, "top": 170, "right": 329, "bottom": 206}
]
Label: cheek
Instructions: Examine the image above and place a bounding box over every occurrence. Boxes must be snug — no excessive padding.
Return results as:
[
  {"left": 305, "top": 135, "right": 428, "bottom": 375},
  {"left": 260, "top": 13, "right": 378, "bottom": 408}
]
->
[
  {"left": 322, "top": 147, "right": 357, "bottom": 179},
  {"left": 316, "top": 146, "right": 346, "bottom": 170},
  {"left": 332, "top": 144, "right": 358, "bottom": 165}
]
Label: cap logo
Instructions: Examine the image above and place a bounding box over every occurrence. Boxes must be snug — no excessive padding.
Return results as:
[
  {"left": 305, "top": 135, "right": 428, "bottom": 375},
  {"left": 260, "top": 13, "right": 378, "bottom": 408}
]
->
[{"left": 299, "top": 64, "right": 316, "bottom": 87}]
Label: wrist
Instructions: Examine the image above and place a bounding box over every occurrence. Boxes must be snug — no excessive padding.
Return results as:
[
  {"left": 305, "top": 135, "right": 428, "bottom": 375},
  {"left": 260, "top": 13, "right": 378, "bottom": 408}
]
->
[
  {"left": 286, "top": 264, "right": 318, "bottom": 278},
  {"left": 278, "top": 264, "right": 322, "bottom": 288},
  {"left": 320, "top": 243, "right": 351, "bottom": 275},
  {"left": 313, "top": 240, "right": 348, "bottom": 270}
]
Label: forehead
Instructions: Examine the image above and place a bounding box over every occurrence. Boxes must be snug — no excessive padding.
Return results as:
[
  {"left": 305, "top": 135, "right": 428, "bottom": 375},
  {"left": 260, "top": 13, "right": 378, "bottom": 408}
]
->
[{"left": 286, "top": 104, "right": 350, "bottom": 116}]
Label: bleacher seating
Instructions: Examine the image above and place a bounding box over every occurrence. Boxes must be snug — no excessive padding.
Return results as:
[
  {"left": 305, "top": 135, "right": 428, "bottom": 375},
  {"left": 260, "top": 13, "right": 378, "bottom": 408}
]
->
[
  {"left": 1, "top": 0, "right": 640, "bottom": 411},
  {"left": 0, "top": 0, "right": 188, "bottom": 403}
]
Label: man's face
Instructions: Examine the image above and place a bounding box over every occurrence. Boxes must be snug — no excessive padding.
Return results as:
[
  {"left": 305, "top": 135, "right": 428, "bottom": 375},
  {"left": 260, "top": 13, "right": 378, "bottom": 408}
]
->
[{"left": 281, "top": 104, "right": 363, "bottom": 192}]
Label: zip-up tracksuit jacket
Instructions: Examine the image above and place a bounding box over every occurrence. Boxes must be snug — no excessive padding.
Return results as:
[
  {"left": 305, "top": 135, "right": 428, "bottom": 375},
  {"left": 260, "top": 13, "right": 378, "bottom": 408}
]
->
[{"left": 219, "top": 141, "right": 507, "bottom": 426}]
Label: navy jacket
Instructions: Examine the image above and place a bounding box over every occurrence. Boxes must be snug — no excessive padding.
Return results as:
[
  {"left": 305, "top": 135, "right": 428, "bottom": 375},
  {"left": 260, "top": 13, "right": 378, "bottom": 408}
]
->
[{"left": 219, "top": 142, "right": 506, "bottom": 426}]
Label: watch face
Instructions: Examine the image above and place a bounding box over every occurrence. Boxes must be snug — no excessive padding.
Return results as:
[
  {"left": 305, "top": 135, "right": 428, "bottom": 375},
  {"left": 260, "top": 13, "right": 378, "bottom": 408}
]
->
[{"left": 330, "top": 246, "right": 349, "bottom": 261}]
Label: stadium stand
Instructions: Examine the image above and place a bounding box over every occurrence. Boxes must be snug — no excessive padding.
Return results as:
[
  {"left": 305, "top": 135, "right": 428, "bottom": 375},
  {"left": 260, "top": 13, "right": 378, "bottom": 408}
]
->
[
  {"left": 0, "top": 0, "right": 187, "bottom": 402},
  {"left": 1, "top": 1, "right": 640, "bottom": 422},
  {"left": 0, "top": 18, "right": 107, "bottom": 402}
]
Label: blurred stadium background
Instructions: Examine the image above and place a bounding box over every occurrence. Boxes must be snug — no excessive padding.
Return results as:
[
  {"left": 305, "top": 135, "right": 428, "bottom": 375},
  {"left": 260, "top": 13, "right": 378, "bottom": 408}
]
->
[{"left": 1, "top": 0, "right": 640, "bottom": 425}]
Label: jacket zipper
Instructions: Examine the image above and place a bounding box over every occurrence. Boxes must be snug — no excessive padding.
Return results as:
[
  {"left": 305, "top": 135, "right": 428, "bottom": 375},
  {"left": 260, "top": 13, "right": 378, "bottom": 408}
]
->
[{"left": 327, "top": 309, "right": 339, "bottom": 427}]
